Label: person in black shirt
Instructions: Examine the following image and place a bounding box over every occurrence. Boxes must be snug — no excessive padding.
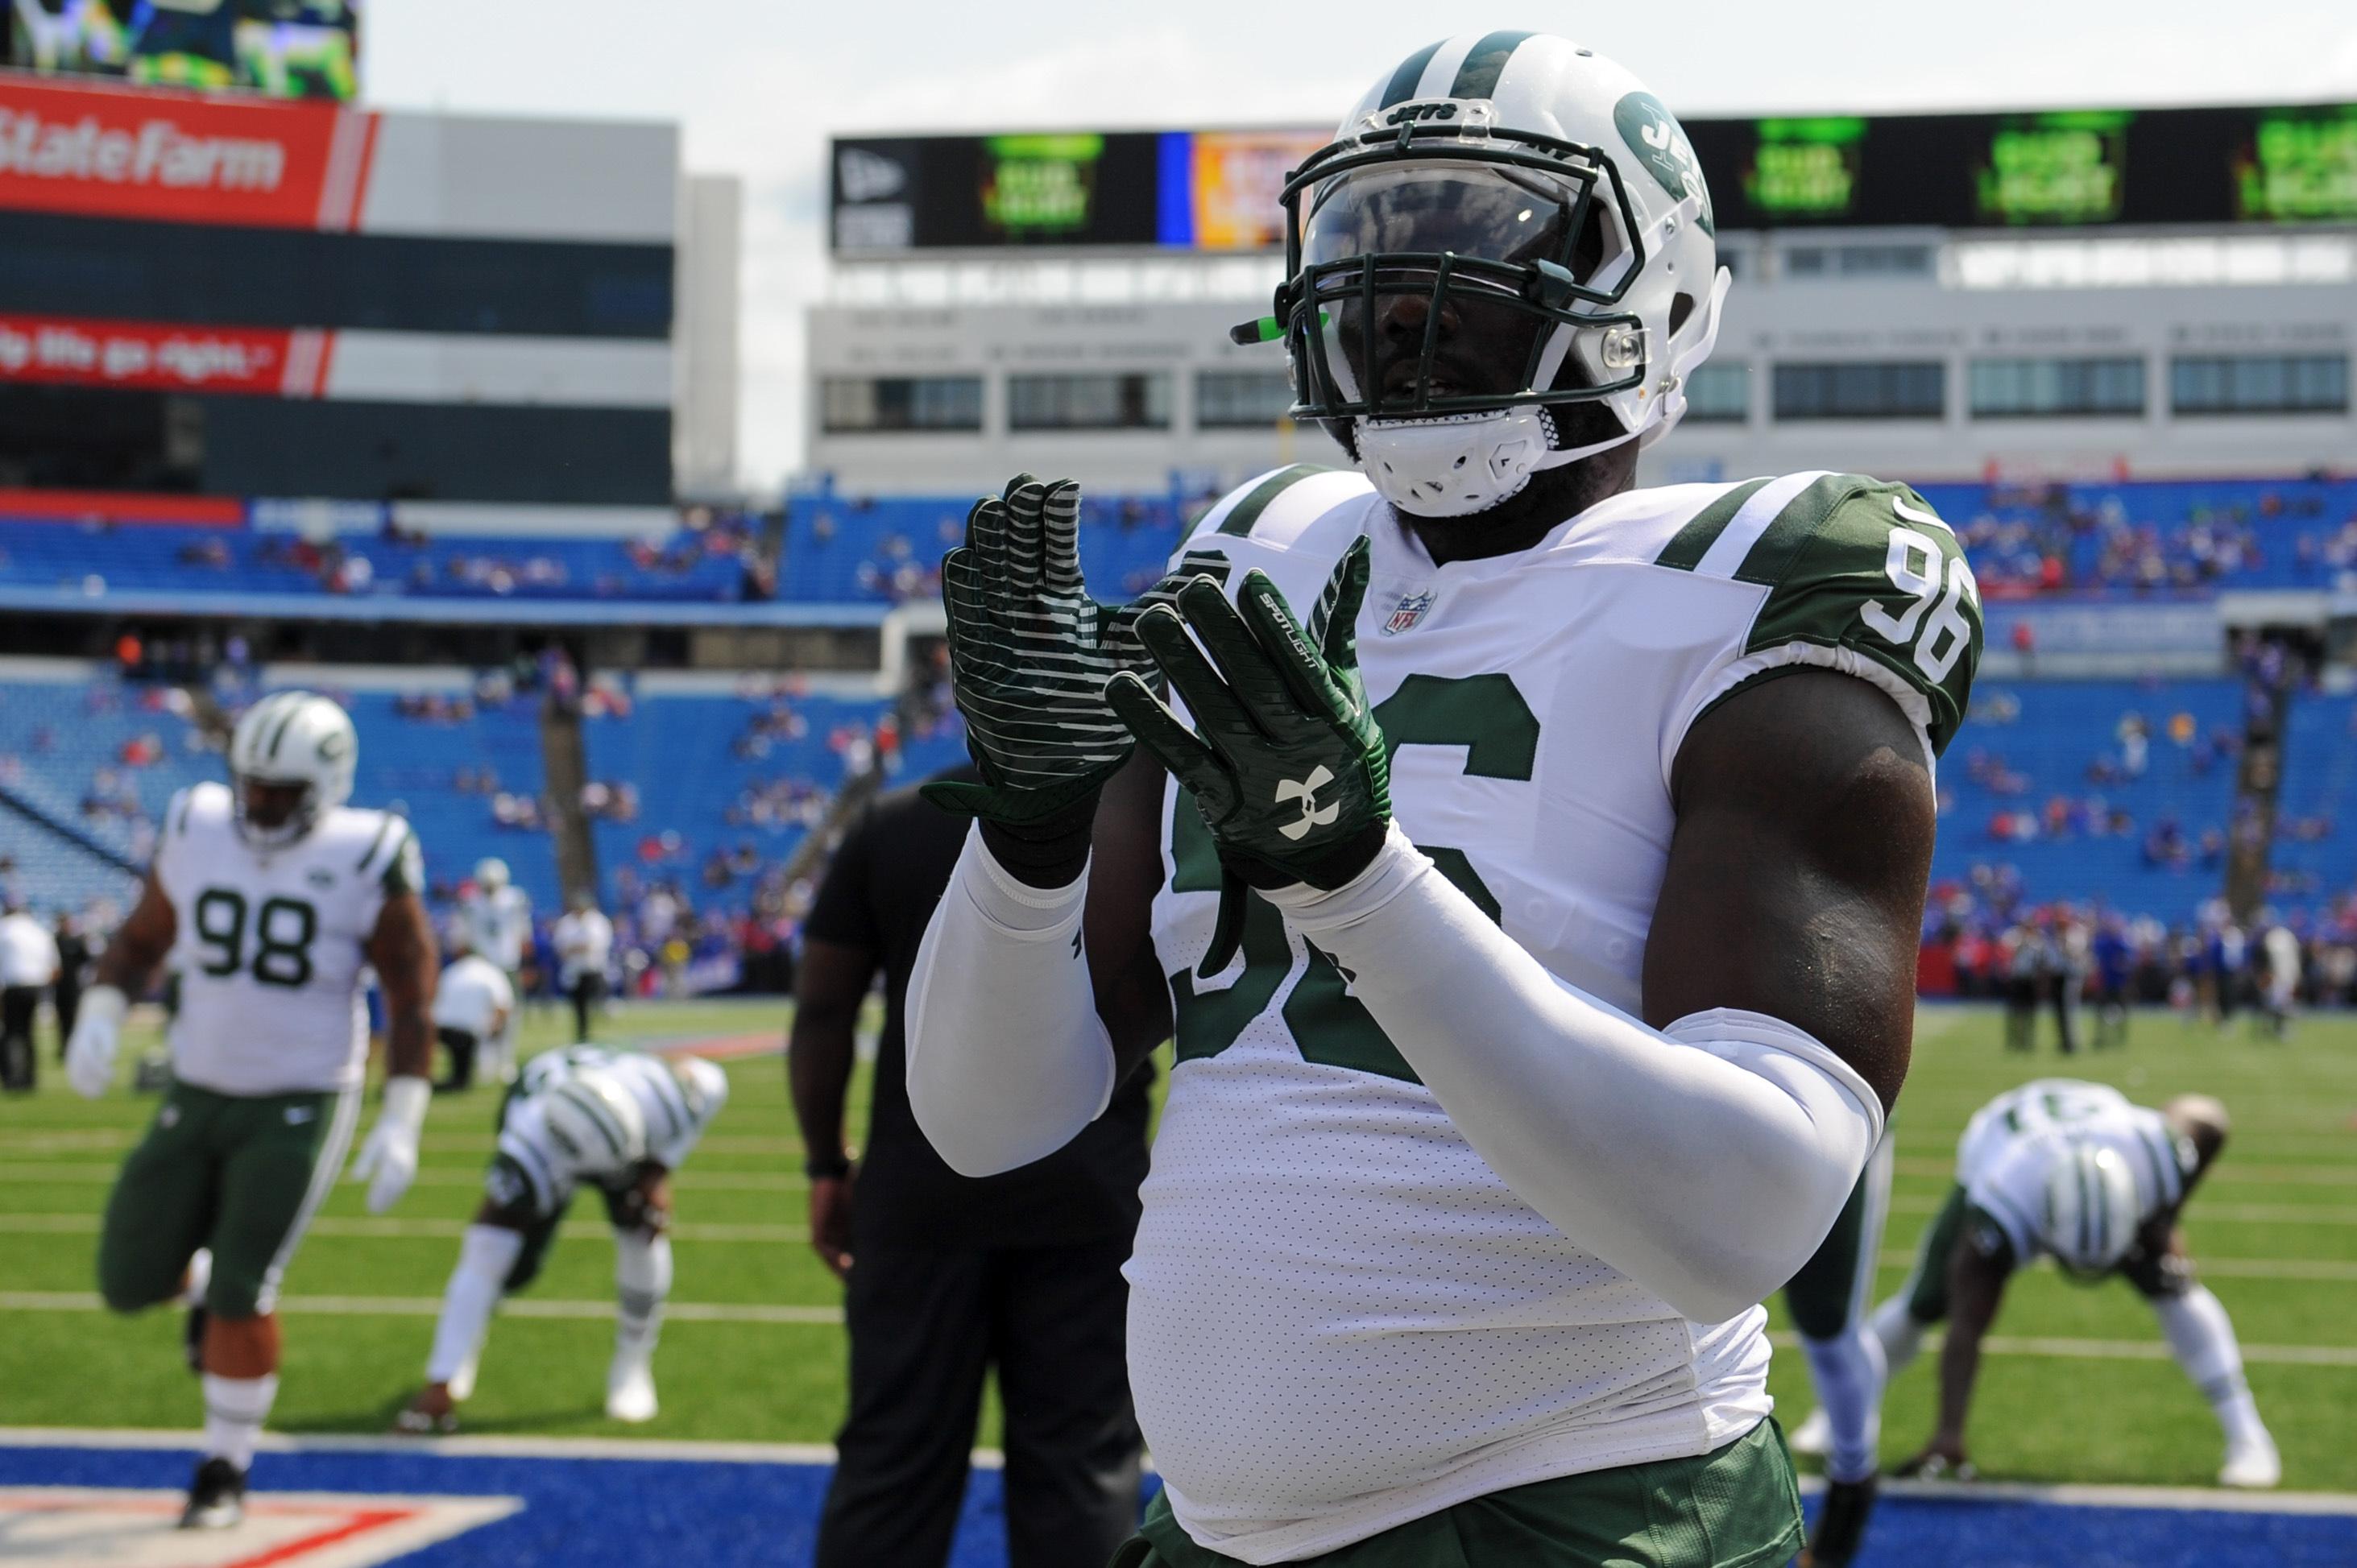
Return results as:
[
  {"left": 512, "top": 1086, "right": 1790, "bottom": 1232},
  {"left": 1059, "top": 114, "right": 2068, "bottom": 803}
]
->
[{"left": 793, "top": 763, "right": 1149, "bottom": 1568}]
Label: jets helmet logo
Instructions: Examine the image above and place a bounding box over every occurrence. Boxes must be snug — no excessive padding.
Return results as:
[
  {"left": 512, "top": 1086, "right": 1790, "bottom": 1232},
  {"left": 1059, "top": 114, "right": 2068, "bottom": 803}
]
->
[{"left": 1613, "top": 92, "right": 1714, "bottom": 235}]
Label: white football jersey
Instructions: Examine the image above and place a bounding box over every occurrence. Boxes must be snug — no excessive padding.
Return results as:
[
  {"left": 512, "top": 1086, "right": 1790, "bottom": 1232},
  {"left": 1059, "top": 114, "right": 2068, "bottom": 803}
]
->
[
  {"left": 1954, "top": 1079, "right": 2191, "bottom": 1264},
  {"left": 153, "top": 780, "right": 420, "bottom": 1096},
  {"left": 463, "top": 885, "right": 533, "bottom": 971},
  {"left": 495, "top": 1045, "right": 720, "bottom": 1214},
  {"left": 1133, "top": 465, "right": 1981, "bottom": 1562}
]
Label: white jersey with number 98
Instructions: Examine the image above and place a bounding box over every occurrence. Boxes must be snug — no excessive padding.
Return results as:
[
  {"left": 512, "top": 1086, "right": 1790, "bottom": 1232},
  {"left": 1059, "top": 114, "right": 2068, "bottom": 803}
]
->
[{"left": 155, "top": 780, "right": 421, "bottom": 1096}]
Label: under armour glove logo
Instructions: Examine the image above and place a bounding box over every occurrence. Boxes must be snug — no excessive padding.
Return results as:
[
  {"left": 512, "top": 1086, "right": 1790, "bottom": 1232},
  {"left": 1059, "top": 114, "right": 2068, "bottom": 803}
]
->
[{"left": 1275, "top": 765, "right": 1340, "bottom": 841}]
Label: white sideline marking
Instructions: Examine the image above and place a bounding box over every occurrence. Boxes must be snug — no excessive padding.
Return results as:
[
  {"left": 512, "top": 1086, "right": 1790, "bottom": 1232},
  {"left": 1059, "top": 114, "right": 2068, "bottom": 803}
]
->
[
  {"left": 0, "top": 1486, "right": 523, "bottom": 1567},
  {"left": 0, "top": 1425, "right": 1001, "bottom": 1469},
  {"left": 1803, "top": 1476, "right": 2357, "bottom": 1516},
  {"left": 8, "top": 1293, "right": 2357, "bottom": 1366},
  {"left": 6, "top": 1430, "right": 2355, "bottom": 1513}
]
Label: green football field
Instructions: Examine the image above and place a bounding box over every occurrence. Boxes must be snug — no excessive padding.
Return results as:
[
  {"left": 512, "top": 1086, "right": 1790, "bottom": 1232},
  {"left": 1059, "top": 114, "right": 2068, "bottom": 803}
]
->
[{"left": 2, "top": 997, "right": 2353, "bottom": 1495}]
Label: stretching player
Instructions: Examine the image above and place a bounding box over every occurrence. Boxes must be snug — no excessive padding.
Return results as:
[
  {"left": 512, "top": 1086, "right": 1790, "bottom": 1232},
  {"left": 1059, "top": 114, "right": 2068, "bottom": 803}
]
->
[
  {"left": 396, "top": 1046, "right": 728, "bottom": 1432},
  {"left": 67, "top": 692, "right": 436, "bottom": 1529},
  {"left": 906, "top": 31, "right": 1981, "bottom": 1566},
  {"left": 1876, "top": 1079, "right": 2279, "bottom": 1489}
]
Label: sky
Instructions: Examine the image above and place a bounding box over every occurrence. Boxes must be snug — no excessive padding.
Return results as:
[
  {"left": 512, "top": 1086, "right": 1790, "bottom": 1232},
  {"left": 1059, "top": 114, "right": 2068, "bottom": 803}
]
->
[{"left": 362, "top": 2, "right": 2357, "bottom": 491}]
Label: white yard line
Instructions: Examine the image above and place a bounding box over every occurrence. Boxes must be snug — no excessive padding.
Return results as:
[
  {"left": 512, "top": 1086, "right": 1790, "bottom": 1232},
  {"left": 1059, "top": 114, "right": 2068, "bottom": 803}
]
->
[
  {"left": 0, "top": 1214, "right": 810, "bottom": 1243},
  {"left": 7, "top": 1291, "right": 2357, "bottom": 1367}
]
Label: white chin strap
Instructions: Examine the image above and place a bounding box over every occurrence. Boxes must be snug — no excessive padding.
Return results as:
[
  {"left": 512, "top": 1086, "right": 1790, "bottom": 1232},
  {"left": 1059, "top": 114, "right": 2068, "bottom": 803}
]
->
[{"left": 1354, "top": 407, "right": 1633, "bottom": 519}]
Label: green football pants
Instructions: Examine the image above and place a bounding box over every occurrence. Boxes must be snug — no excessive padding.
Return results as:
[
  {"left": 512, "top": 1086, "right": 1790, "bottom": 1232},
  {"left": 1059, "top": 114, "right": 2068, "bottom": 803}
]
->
[
  {"left": 1112, "top": 1418, "right": 1802, "bottom": 1568},
  {"left": 97, "top": 1079, "right": 360, "bottom": 1321}
]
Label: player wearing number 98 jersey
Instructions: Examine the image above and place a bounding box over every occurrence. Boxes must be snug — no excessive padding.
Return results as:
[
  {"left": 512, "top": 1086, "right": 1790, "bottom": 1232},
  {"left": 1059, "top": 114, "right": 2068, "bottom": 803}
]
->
[{"left": 68, "top": 692, "right": 440, "bottom": 1532}]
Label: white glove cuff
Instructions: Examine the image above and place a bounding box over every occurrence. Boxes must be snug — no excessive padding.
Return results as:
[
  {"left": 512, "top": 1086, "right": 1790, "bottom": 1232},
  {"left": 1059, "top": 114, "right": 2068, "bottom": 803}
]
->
[
  {"left": 379, "top": 1074, "right": 431, "bottom": 1135},
  {"left": 80, "top": 985, "right": 128, "bottom": 1032}
]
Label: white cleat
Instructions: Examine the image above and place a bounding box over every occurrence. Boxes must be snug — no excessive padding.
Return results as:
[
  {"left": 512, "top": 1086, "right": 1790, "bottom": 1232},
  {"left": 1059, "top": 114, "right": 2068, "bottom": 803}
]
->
[
  {"left": 1788, "top": 1406, "right": 1832, "bottom": 1459},
  {"left": 2219, "top": 1433, "right": 2281, "bottom": 1490},
  {"left": 446, "top": 1349, "right": 480, "bottom": 1405},
  {"left": 606, "top": 1355, "right": 657, "bottom": 1423}
]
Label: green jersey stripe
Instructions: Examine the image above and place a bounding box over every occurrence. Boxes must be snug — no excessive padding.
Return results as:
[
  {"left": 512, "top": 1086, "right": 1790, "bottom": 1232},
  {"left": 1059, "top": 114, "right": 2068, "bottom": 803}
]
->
[
  {"left": 1448, "top": 31, "right": 1537, "bottom": 99},
  {"left": 1378, "top": 40, "right": 1446, "bottom": 107},
  {"left": 1216, "top": 464, "right": 1335, "bottom": 538},
  {"left": 1654, "top": 478, "right": 1770, "bottom": 571},
  {"left": 354, "top": 812, "right": 396, "bottom": 871},
  {"left": 171, "top": 788, "right": 194, "bottom": 840},
  {"left": 1732, "top": 473, "right": 1858, "bottom": 585}
]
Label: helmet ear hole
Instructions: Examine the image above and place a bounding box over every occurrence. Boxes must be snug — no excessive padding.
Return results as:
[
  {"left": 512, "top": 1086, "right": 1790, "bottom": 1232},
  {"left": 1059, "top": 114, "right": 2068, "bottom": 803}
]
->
[{"left": 1668, "top": 292, "right": 1696, "bottom": 335}]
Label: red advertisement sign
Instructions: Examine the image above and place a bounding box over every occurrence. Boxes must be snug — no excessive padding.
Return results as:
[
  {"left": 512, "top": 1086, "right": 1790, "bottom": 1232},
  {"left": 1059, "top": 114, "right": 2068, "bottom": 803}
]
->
[
  {"left": 0, "top": 73, "right": 376, "bottom": 230},
  {"left": 0, "top": 312, "right": 332, "bottom": 396}
]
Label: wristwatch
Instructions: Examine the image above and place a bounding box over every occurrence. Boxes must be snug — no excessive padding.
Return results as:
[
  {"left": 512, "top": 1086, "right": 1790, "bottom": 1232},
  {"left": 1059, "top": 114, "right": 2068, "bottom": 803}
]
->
[{"left": 804, "top": 1152, "right": 852, "bottom": 1180}]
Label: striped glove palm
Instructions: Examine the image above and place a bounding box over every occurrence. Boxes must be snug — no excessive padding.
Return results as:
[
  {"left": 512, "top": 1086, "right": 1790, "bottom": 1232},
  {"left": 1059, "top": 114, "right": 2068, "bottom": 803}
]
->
[{"left": 923, "top": 475, "right": 1161, "bottom": 826}]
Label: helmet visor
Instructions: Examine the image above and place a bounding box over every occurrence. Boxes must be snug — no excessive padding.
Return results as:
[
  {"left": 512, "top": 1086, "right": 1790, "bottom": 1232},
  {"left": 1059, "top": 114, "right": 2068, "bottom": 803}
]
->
[
  {"left": 1300, "top": 162, "right": 1601, "bottom": 279},
  {"left": 1290, "top": 159, "right": 1642, "bottom": 416}
]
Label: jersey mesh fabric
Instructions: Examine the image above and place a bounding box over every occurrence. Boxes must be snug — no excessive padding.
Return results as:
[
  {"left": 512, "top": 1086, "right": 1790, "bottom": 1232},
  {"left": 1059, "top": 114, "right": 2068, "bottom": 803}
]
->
[
  {"left": 1133, "top": 467, "right": 1978, "bottom": 1562},
  {"left": 153, "top": 782, "right": 409, "bottom": 1095}
]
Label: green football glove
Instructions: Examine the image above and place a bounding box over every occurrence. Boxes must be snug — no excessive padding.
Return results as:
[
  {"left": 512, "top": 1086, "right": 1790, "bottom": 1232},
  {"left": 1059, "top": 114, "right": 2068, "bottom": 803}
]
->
[
  {"left": 1106, "top": 537, "right": 1389, "bottom": 974},
  {"left": 923, "top": 475, "right": 1160, "bottom": 827}
]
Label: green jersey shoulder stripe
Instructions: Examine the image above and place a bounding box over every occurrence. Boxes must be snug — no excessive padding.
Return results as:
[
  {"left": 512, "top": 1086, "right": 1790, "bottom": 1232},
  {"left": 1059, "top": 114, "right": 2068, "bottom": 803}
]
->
[
  {"left": 1450, "top": 30, "right": 1538, "bottom": 100},
  {"left": 1215, "top": 464, "right": 1340, "bottom": 538},
  {"left": 1731, "top": 472, "right": 1861, "bottom": 586},
  {"left": 354, "top": 811, "right": 396, "bottom": 871},
  {"left": 1654, "top": 478, "right": 1771, "bottom": 572},
  {"left": 1379, "top": 40, "right": 1446, "bottom": 107},
  {"left": 171, "top": 788, "right": 195, "bottom": 840}
]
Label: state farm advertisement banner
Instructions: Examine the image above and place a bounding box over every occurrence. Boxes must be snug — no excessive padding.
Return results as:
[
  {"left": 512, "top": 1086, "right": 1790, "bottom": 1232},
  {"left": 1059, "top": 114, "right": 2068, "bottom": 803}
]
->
[
  {"left": 0, "top": 312, "right": 331, "bottom": 396},
  {"left": 0, "top": 72, "right": 376, "bottom": 230}
]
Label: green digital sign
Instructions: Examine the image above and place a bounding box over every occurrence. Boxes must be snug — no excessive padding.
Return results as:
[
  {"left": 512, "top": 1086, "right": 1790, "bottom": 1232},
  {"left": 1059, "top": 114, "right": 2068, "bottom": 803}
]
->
[
  {"left": 1976, "top": 112, "right": 2131, "bottom": 225},
  {"left": 1744, "top": 118, "right": 1865, "bottom": 217},
  {"left": 981, "top": 134, "right": 1104, "bottom": 236},
  {"left": 2237, "top": 109, "right": 2357, "bottom": 221}
]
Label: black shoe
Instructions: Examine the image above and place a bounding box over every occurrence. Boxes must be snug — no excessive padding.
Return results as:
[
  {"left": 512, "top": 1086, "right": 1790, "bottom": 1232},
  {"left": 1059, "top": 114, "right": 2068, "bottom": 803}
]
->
[
  {"left": 180, "top": 1456, "right": 246, "bottom": 1529},
  {"left": 184, "top": 1301, "right": 208, "bottom": 1375},
  {"left": 1802, "top": 1476, "right": 1878, "bottom": 1568}
]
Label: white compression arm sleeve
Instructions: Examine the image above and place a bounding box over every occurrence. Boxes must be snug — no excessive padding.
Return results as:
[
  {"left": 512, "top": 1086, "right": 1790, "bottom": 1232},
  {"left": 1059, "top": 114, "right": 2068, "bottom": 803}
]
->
[
  {"left": 1265, "top": 825, "right": 1885, "bottom": 1325},
  {"left": 905, "top": 825, "right": 1118, "bottom": 1177},
  {"left": 426, "top": 1224, "right": 523, "bottom": 1384}
]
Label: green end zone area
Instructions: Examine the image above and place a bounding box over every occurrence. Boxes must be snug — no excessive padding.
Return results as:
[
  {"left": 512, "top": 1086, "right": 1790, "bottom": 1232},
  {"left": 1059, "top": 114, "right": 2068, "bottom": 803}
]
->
[{"left": 2, "top": 999, "right": 2354, "bottom": 1494}]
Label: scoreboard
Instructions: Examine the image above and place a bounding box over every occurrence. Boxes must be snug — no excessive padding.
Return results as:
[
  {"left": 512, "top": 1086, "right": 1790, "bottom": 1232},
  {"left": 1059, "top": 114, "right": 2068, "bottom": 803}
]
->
[{"left": 832, "top": 101, "right": 2357, "bottom": 254}]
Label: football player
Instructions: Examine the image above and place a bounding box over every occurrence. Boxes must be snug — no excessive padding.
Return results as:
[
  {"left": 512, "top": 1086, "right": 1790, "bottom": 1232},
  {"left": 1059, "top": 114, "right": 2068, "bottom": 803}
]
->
[
  {"left": 395, "top": 1045, "right": 728, "bottom": 1433},
  {"left": 459, "top": 857, "right": 532, "bottom": 1084},
  {"left": 1875, "top": 1079, "right": 2279, "bottom": 1489},
  {"left": 65, "top": 691, "right": 437, "bottom": 1529},
  {"left": 904, "top": 32, "right": 1981, "bottom": 1568}
]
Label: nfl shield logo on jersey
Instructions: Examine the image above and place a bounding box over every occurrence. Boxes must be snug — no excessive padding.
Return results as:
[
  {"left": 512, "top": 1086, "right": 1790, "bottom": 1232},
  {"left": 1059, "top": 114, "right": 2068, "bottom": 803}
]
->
[{"left": 1383, "top": 591, "right": 1435, "bottom": 636}]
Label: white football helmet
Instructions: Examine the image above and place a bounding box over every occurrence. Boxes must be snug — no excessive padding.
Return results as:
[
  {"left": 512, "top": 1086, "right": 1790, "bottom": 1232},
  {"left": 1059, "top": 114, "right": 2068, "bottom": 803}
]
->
[
  {"left": 2040, "top": 1141, "right": 2142, "bottom": 1278},
  {"left": 226, "top": 691, "right": 357, "bottom": 848},
  {"left": 475, "top": 858, "right": 511, "bottom": 892},
  {"left": 1251, "top": 31, "right": 1728, "bottom": 517},
  {"left": 541, "top": 1071, "right": 648, "bottom": 1177},
  {"left": 674, "top": 1057, "right": 730, "bottom": 1129}
]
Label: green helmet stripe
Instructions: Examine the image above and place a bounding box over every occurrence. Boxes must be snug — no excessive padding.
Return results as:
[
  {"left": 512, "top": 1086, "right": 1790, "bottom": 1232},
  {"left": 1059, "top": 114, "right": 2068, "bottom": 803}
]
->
[
  {"left": 1448, "top": 30, "right": 1539, "bottom": 101},
  {"left": 1378, "top": 39, "right": 1446, "bottom": 108},
  {"left": 263, "top": 695, "right": 302, "bottom": 761}
]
